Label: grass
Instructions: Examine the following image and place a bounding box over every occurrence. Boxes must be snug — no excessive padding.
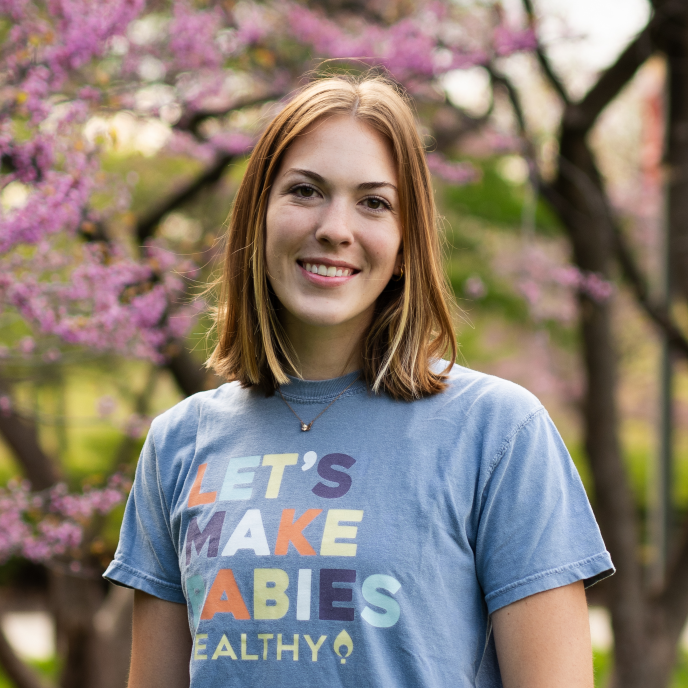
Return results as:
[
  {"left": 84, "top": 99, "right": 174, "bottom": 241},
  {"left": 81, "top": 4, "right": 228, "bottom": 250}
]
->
[
  {"left": 594, "top": 651, "right": 688, "bottom": 687},
  {"left": 3, "top": 651, "right": 688, "bottom": 687},
  {"left": 0, "top": 656, "right": 59, "bottom": 687}
]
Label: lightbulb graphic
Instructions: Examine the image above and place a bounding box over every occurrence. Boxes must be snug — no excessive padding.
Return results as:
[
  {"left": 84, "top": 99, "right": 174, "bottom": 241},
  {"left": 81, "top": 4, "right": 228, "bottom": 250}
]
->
[
  {"left": 333, "top": 629, "right": 353, "bottom": 664},
  {"left": 302, "top": 451, "right": 317, "bottom": 471}
]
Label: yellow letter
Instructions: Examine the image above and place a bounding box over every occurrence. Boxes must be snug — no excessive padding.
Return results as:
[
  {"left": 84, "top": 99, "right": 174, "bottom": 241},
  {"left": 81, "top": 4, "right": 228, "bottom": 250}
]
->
[
  {"left": 194, "top": 634, "right": 208, "bottom": 660},
  {"left": 211, "top": 634, "right": 237, "bottom": 660},
  {"left": 304, "top": 635, "right": 327, "bottom": 661},
  {"left": 257, "top": 633, "right": 273, "bottom": 660},
  {"left": 277, "top": 634, "right": 299, "bottom": 661},
  {"left": 320, "top": 509, "right": 363, "bottom": 556},
  {"left": 262, "top": 454, "right": 298, "bottom": 498},
  {"left": 254, "top": 568, "right": 290, "bottom": 620},
  {"left": 241, "top": 634, "right": 258, "bottom": 660}
]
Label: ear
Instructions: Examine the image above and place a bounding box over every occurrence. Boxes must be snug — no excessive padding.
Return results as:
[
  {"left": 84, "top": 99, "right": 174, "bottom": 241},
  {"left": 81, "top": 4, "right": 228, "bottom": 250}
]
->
[{"left": 393, "top": 250, "right": 403, "bottom": 276}]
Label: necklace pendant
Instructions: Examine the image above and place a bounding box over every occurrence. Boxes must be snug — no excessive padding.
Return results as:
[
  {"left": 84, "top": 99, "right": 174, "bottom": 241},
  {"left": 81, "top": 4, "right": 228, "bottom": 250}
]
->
[{"left": 301, "top": 423, "right": 310, "bottom": 432}]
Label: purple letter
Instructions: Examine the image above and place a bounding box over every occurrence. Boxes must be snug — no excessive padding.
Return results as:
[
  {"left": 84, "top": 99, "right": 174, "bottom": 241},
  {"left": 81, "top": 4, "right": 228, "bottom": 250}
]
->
[
  {"left": 185, "top": 511, "right": 226, "bottom": 564},
  {"left": 319, "top": 568, "right": 356, "bottom": 621},
  {"left": 312, "top": 453, "right": 355, "bottom": 499}
]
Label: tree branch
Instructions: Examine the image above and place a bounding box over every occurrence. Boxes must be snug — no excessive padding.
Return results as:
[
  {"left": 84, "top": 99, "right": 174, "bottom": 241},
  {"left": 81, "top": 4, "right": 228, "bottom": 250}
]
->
[
  {"left": 174, "top": 92, "right": 283, "bottom": 138},
  {"left": 0, "top": 377, "right": 59, "bottom": 490},
  {"left": 166, "top": 346, "right": 211, "bottom": 397},
  {"left": 0, "top": 626, "right": 56, "bottom": 688},
  {"left": 612, "top": 225, "right": 688, "bottom": 358},
  {"left": 136, "top": 153, "right": 234, "bottom": 244},
  {"left": 494, "top": 55, "right": 688, "bottom": 361},
  {"left": 660, "top": 522, "right": 688, "bottom": 638},
  {"left": 488, "top": 67, "right": 528, "bottom": 138},
  {"left": 554, "top": 154, "right": 688, "bottom": 359},
  {"left": 520, "top": 0, "right": 570, "bottom": 104},
  {"left": 563, "top": 0, "right": 684, "bottom": 134}
]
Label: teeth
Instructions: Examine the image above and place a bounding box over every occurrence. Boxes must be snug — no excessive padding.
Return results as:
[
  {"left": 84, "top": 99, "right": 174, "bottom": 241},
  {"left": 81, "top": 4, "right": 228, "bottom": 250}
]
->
[{"left": 303, "top": 263, "right": 353, "bottom": 277}]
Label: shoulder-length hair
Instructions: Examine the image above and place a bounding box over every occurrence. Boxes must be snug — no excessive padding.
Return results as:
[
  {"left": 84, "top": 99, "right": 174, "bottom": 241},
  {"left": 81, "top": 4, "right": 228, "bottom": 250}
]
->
[{"left": 206, "top": 73, "right": 457, "bottom": 400}]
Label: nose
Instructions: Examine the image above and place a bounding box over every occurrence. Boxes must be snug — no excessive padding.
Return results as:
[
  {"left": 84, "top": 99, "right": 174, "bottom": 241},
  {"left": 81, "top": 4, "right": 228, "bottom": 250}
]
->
[{"left": 314, "top": 196, "right": 354, "bottom": 247}]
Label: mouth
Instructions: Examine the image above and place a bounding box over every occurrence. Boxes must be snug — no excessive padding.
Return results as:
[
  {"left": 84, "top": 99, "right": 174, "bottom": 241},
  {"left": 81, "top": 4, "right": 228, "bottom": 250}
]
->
[{"left": 297, "top": 260, "right": 359, "bottom": 278}]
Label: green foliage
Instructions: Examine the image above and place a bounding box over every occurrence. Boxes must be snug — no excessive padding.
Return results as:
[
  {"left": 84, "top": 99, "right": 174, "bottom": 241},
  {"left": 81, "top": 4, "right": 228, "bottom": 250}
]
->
[
  {"left": 672, "top": 653, "right": 688, "bottom": 688},
  {"left": 0, "top": 655, "right": 60, "bottom": 688},
  {"left": 103, "top": 153, "right": 205, "bottom": 214},
  {"left": 594, "top": 649, "right": 612, "bottom": 687},
  {"left": 593, "top": 650, "right": 688, "bottom": 687},
  {"left": 444, "top": 160, "right": 562, "bottom": 235}
]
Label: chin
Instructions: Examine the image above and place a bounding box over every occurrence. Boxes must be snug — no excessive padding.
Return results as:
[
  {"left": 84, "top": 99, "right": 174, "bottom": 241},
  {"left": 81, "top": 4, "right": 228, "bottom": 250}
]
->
[{"left": 295, "top": 311, "right": 356, "bottom": 328}]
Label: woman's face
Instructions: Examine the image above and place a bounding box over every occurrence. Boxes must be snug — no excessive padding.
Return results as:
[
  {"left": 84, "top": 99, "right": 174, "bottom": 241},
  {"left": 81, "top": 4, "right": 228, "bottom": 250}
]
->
[{"left": 265, "top": 115, "right": 402, "bottom": 337}]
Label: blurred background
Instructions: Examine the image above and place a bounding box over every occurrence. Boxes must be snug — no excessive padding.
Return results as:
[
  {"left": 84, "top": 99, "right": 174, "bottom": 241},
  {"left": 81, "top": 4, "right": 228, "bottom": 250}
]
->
[{"left": 0, "top": 0, "right": 686, "bottom": 686}]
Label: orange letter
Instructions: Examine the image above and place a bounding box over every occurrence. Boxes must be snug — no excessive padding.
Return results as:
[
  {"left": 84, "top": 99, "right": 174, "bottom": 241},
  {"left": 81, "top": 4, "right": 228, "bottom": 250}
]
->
[
  {"left": 200, "top": 569, "right": 251, "bottom": 621},
  {"left": 275, "top": 509, "right": 322, "bottom": 555},
  {"left": 188, "top": 463, "right": 217, "bottom": 508}
]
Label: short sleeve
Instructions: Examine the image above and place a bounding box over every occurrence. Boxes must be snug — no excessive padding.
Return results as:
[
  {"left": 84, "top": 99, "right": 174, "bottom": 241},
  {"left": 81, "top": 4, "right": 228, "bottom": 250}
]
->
[
  {"left": 475, "top": 408, "right": 613, "bottom": 614},
  {"left": 103, "top": 431, "right": 186, "bottom": 604}
]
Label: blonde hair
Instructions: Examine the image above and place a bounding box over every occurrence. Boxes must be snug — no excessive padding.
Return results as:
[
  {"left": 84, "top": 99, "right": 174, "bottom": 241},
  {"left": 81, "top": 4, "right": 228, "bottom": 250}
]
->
[{"left": 206, "top": 73, "right": 457, "bottom": 400}]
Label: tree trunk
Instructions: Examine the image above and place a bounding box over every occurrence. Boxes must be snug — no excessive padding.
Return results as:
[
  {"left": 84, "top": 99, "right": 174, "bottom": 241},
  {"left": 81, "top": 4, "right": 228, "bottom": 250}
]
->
[
  {"left": 664, "top": 3, "right": 688, "bottom": 303},
  {"left": 92, "top": 585, "right": 134, "bottom": 688},
  {"left": 518, "top": 3, "right": 688, "bottom": 684},
  {"left": 49, "top": 570, "right": 106, "bottom": 688},
  {"left": 0, "top": 625, "right": 54, "bottom": 688},
  {"left": 553, "top": 131, "right": 650, "bottom": 687},
  {"left": 0, "top": 374, "right": 59, "bottom": 490}
]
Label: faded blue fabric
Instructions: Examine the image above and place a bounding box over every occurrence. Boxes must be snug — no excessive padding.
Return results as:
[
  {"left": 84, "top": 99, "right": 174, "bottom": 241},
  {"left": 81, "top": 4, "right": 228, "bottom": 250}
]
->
[{"left": 104, "top": 364, "right": 613, "bottom": 687}]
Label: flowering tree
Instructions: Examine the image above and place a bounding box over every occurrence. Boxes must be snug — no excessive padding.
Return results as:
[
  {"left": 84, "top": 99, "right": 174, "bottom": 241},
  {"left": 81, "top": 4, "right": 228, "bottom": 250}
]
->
[
  {"left": 0, "top": 3, "right": 540, "bottom": 686},
  {"left": 1, "top": 0, "right": 688, "bottom": 687}
]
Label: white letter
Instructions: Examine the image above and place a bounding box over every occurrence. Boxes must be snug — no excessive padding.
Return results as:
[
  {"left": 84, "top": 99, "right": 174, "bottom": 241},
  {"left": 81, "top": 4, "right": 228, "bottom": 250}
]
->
[
  {"left": 297, "top": 569, "right": 312, "bottom": 620},
  {"left": 222, "top": 509, "right": 270, "bottom": 556}
]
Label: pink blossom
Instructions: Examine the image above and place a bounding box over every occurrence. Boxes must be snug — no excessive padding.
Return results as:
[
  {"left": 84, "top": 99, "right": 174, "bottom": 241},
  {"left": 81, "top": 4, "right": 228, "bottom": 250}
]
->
[
  {"left": 96, "top": 395, "right": 117, "bottom": 417},
  {"left": 0, "top": 474, "right": 131, "bottom": 564},
  {"left": 426, "top": 153, "right": 480, "bottom": 185},
  {"left": 464, "top": 275, "right": 487, "bottom": 299},
  {"left": 234, "top": 3, "right": 271, "bottom": 46},
  {"left": 17, "top": 336, "right": 36, "bottom": 355},
  {"left": 168, "top": 2, "right": 223, "bottom": 71},
  {"left": 42, "top": 348, "right": 61, "bottom": 362},
  {"left": 493, "top": 26, "right": 537, "bottom": 57},
  {"left": 207, "top": 131, "right": 255, "bottom": 156},
  {"left": 494, "top": 243, "right": 613, "bottom": 325},
  {"left": 1, "top": 239, "right": 197, "bottom": 361},
  {"left": 124, "top": 413, "right": 151, "bottom": 439}
]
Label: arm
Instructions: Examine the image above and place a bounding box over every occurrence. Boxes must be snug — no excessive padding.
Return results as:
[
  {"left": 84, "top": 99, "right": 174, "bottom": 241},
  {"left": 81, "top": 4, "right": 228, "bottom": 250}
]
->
[
  {"left": 492, "top": 581, "right": 593, "bottom": 688},
  {"left": 128, "top": 590, "right": 193, "bottom": 688}
]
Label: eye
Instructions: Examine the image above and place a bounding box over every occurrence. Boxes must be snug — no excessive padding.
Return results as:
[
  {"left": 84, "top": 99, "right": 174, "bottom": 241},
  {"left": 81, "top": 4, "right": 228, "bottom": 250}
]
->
[
  {"left": 362, "top": 196, "right": 391, "bottom": 211},
  {"left": 289, "top": 184, "right": 319, "bottom": 199}
]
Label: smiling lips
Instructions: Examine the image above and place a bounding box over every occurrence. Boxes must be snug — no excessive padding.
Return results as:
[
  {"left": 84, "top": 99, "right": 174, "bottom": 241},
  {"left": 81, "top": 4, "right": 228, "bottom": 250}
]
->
[{"left": 302, "top": 262, "right": 355, "bottom": 278}]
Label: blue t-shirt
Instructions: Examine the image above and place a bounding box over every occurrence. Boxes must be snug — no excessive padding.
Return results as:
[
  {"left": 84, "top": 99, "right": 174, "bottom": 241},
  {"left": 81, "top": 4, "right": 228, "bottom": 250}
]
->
[{"left": 104, "top": 365, "right": 613, "bottom": 687}]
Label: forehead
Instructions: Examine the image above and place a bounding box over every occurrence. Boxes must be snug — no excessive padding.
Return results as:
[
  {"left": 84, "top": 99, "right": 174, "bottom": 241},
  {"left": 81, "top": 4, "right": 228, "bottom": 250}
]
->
[{"left": 279, "top": 114, "right": 397, "bottom": 184}]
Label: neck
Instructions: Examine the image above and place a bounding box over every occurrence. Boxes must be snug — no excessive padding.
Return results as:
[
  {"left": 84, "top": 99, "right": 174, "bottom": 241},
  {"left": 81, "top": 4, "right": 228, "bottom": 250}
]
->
[{"left": 280, "top": 315, "right": 369, "bottom": 381}]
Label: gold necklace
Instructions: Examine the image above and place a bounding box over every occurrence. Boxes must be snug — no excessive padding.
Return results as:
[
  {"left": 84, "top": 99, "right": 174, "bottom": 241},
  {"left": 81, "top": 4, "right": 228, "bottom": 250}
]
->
[{"left": 277, "top": 376, "right": 360, "bottom": 431}]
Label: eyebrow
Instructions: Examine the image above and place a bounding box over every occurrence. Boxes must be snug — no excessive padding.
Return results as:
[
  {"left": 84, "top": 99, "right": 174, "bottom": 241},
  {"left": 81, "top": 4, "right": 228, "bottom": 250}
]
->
[{"left": 285, "top": 168, "right": 398, "bottom": 192}]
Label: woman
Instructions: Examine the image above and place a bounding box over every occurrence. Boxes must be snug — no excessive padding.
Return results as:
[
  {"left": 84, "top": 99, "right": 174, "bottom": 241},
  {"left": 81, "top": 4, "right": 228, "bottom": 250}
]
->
[{"left": 105, "top": 74, "right": 613, "bottom": 688}]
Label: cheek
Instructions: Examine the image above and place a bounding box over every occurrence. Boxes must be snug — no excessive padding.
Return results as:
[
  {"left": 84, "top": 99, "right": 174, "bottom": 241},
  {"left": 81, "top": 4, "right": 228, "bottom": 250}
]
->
[
  {"left": 264, "top": 211, "right": 291, "bottom": 273},
  {"left": 366, "top": 230, "right": 402, "bottom": 273},
  {"left": 265, "top": 205, "right": 309, "bottom": 254}
]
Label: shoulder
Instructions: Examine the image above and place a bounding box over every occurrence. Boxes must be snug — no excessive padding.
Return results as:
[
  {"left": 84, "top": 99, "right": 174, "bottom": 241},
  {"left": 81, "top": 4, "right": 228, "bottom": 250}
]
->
[
  {"left": 148, "top": 381, "right": 244, "bottom": 453},
  {"left": 431, "top": 361, "right": 545, "bottom": 428},
  {"left": 141, "top": 383, "right": 246, "bottom": 500}
]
